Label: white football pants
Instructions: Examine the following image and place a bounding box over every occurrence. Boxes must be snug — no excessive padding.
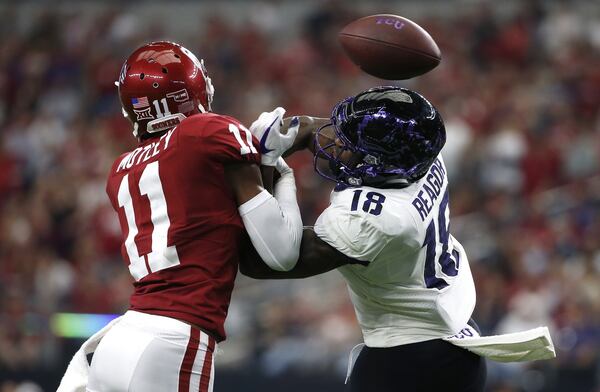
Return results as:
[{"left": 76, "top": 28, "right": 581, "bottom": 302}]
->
[{"left": 87, "top": 311, "right": 216, "bottom": 392}]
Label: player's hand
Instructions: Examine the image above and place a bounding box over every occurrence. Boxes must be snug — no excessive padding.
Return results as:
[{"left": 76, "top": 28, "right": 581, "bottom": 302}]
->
[{"left": 250, "top": 107, "right": 299, "bottom": 166}]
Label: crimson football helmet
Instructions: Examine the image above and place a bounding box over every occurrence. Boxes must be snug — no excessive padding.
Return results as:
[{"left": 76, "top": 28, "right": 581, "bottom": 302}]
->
[{"left": 116, "top": 41, "right": 214, "bottom": 138}]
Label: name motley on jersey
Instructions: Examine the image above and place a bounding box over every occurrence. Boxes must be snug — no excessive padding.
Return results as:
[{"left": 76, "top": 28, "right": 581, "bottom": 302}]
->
[
  {"left": 411, "top": 159, "right": 447, "bottom": 221},
  {"left": 116, "top": 129, "right": 175, "bottom": 172}
]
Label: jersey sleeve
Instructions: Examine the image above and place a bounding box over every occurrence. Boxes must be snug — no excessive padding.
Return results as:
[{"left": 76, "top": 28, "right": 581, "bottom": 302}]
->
[
  {"left": 198, "top": 114, "right": 261, "bottom": 165},
  {"left": 314, "top": 199, "right": 391, "bottom": 262}
]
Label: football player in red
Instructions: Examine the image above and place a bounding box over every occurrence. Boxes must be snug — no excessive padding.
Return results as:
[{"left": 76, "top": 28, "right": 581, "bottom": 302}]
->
[{"left": 54, "top": 41, "right": 357, "bottom": 392}]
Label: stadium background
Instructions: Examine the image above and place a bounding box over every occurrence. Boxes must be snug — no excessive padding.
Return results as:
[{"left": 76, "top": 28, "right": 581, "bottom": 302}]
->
[{"left": 0, "top": 0, "right": 599, "bottom": 391}]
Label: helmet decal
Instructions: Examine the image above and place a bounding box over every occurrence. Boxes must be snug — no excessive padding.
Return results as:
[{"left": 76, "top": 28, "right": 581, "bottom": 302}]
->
[
  {"left": 166, "top": 89, "right": 190, "bottom": 102},
  {"left": 118, "top": 62, "right": 128, "bottom": 86},
  {"left": 133, "top": 107, "right": 155, "bottom": 121}
]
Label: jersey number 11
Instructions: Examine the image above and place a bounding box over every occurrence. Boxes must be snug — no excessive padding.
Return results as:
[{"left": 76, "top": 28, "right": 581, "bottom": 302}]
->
[{"left": 118, "top": 161, "right": 181, "bottom": 281}]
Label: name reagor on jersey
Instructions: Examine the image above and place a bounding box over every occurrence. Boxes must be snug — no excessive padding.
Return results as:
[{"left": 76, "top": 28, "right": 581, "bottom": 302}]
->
[{"left": 411, "top": 158, "right": 446, "bottom": 222}]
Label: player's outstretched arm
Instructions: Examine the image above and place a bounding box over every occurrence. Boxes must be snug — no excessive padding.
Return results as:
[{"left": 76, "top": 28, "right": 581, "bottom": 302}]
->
[
  {"left": 281, "top": 116, "right": 330, "bottom": 156},
  {"left": 238, "top": 108, "right": 331, "bottom": 274},
  {"left": 239, "top": 228, "right": 367, "bottom": 279}
]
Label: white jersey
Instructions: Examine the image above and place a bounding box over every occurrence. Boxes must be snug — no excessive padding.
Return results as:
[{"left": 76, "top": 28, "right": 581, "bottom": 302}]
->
[{"left": 315, "top": 156, "right": 476, "bottom": 348}]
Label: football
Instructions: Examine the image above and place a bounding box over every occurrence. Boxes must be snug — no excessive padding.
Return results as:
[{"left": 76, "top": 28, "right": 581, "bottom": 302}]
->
[{"left": 339, "top": 14, "right": 441, "bottom": 80}]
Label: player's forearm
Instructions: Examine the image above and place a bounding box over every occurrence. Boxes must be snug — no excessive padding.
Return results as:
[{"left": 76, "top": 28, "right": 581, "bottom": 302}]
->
[
  {"left": 282, "top": 116, "right": 329, "bottom": 157},
  {"left": 259, "top": 166, "right": 274, "bottom": 193},
  {"left": 239, "top": 165, "right": 302, "bottom": 272},
  {"left": 239, "top": 229, "right": 364, "bottom": 279},
  {"left": 240, "top": 235, "right": 336, "bottom": 279}
]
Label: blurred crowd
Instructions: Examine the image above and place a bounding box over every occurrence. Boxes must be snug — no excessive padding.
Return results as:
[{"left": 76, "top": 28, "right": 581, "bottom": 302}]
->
[{"left": 0, "top": 1, "right": 599, "bottom": 391}]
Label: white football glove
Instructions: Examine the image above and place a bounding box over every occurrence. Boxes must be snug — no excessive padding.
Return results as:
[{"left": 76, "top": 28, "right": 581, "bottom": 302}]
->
[{"left": 249, "top": 107, "right": 299, "bottom": 166}]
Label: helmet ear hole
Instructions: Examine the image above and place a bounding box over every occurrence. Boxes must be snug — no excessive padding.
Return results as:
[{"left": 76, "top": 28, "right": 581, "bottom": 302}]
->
[{"left": 152, "top": 82, "right": 159, "bottom": 88}]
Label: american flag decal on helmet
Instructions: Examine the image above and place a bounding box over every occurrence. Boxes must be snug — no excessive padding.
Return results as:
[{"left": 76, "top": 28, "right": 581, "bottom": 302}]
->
[{"left": 131, "top": 96, "right": 149, "bottom": 109}]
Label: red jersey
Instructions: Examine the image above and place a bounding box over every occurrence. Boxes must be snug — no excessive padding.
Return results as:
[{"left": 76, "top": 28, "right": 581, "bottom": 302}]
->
[{"left": 106, "top": 113, "right": 260, "bottom": 341}]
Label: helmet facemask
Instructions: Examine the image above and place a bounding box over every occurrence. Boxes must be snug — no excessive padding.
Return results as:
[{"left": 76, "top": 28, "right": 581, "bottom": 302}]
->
[{"left": 314, "top": 97, "right": 366, "bottom": 186}]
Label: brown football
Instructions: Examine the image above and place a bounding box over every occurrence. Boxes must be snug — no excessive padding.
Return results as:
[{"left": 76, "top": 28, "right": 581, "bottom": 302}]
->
[{"left": 339, "top": 14, "right": 441, "bottom": 80}]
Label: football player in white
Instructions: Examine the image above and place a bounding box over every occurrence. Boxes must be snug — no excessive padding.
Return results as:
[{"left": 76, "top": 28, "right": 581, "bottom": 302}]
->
[{"left": 241, "top": 86, "right": 487, "bottom": 391}]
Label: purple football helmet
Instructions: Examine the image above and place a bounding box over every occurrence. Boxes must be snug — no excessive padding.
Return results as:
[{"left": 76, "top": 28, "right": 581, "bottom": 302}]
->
[{"left": 315, "top": 86, "right": 446, "bottom": 187}]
